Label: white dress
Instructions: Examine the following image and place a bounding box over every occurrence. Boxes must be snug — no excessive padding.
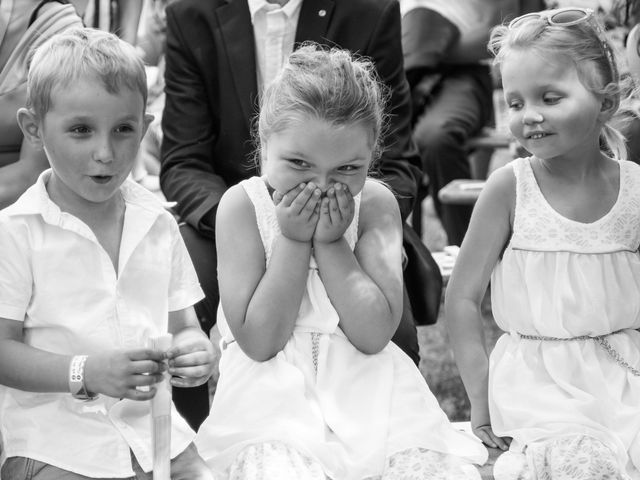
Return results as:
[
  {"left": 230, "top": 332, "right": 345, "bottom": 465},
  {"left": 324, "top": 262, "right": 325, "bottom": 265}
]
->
[
  {"left": 490, "top": 158, "right": 640, "bottom": 479},
  {"left": 196, "top": 176, "right": 487, "bottom": 480}
]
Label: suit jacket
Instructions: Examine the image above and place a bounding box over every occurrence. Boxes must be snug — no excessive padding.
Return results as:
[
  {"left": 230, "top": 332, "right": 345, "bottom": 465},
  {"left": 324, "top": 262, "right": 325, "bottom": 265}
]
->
[{"left": 160, "top": 0, "right": 422, "bottom": 236}]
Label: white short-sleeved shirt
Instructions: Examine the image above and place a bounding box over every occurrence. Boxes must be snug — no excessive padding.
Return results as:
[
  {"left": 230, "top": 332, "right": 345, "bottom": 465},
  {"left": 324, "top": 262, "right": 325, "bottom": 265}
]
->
[{"left": 0, "top": 170, "right": 205, "bottom": 477}]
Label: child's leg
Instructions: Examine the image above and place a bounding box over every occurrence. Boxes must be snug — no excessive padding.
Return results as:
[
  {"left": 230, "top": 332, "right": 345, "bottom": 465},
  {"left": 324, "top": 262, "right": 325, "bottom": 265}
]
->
[
  {"left": 227, "top": 441, "right": 327, "bottom": 480},
  {"left": 0, "top": 456, "right": 136, "bottom": 480},
  {"left": 381, "top": 448, "right": 481, "bottom": 480},
  {"left": 170, "top": 442, "right": 214, "bottom": 480},
  {"left": 494, "top": 435, "right": 625, "bottom": 480}
]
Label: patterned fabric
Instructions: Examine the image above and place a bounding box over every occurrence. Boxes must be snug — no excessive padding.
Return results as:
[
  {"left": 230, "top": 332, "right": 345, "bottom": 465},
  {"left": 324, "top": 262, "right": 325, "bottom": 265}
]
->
[
  {"left": 228, "top": 443, "right": 481, "bottom": 480},
  {"left": 510, "top": 157, "right": 640, "bottom": 253},
  {"left": 494, "top": 435, "right": 632, "bottom": 480}
]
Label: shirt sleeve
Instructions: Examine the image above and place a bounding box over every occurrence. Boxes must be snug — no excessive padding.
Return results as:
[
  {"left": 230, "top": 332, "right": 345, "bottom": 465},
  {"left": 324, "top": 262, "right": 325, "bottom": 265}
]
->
[
  {"left": 0, "top": 217, "right": 33, "bottom": 321},
  {"left": 168, "top": 216, "right": 205, "bottom": 312}
]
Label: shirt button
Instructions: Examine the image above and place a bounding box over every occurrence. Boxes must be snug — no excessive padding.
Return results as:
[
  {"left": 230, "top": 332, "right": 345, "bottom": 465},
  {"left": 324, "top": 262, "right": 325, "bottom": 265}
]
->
[{"left": 318, "top": 9, "right": 326, "bottom": 17}]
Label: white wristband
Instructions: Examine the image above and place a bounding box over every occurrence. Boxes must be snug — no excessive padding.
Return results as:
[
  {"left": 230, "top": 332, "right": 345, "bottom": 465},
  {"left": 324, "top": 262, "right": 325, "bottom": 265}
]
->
[{"left": 69, "top": 355, "right": 97, "bottom": 400}]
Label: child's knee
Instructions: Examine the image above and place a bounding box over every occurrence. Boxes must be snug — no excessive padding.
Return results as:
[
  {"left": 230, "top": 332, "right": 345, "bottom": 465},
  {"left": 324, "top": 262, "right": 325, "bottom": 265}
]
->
[{"left": 170, "top": 443, "right": 213, "bottom": 480}]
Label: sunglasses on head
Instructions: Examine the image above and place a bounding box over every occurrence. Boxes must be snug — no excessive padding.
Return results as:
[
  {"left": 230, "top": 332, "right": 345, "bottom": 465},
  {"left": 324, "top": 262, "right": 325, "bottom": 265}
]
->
[
  {"left": 508, "top": 7, "right": 618, "bottom": 83},
  {"left": 509, "top": 7, "right": 595, "bottom": 29}
]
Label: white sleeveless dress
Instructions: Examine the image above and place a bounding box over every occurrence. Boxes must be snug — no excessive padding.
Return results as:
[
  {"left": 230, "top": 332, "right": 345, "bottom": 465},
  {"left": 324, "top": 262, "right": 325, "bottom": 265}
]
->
[
  {"left": 195, "top": 176, "right": 487, "bottom": 480},
  {"left": 490, "top": 158, "right": 640, "bottom": 479}
]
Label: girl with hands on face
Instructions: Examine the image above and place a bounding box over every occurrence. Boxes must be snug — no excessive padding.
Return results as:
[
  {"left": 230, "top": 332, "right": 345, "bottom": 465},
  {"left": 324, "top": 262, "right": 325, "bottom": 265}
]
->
[{"left": 195, "top": 44, "right": 487, "bottom": 479}]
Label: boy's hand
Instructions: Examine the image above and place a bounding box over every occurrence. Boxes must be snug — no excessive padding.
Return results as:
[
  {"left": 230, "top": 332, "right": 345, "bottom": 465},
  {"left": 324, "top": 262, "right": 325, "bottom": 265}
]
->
[
  {"left": 83, "top": 349, "right": 166, "bottom": 401},
  {"left": 166, "top": 327, "right": 215, "bottom": 388},
  {"left": 273, "top": 183, "right": 321, "bottom": 242},
  {"left": 313, "top": 183, "right": 354, "bottom": 244}
]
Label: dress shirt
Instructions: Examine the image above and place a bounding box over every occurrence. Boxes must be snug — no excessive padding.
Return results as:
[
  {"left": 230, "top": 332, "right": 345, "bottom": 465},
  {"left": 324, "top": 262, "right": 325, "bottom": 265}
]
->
[
  {"left": 0, "top": 170, "right": 204, "bottom": 477},
  {"left": 248, "top": 0, "right": 302, "bottom": 92}
]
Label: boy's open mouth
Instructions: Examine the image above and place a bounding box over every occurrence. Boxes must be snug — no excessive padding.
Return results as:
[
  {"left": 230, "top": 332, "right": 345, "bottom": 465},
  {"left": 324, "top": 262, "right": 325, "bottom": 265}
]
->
[{"left": 90, "top": 175, "right": 113, "bottom": 184}]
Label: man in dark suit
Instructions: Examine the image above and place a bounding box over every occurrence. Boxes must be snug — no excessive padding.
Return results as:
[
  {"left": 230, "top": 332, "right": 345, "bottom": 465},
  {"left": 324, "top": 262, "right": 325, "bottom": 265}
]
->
[{"left": 160, "top": 0, "right": 424, "bottom": 430}]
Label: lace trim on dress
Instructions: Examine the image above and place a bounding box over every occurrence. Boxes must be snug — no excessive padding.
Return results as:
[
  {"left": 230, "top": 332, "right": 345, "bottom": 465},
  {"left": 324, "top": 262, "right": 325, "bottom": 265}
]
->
[{"left": 510, "top": 158, "right": 640, "bottom": 253}]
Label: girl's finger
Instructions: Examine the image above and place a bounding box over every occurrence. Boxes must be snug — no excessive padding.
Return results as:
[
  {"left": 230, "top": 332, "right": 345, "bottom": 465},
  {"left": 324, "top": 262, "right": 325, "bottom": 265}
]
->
[
  {"left": 130, "top": 359, "right": 166, "bottom": 375},
  {"left": 272, "top": 190, "right": 284, "bottom": 205},
  {"left": 291, "top": 183, "right": 318, "bottom": 214},
  {"left": 328, "top": 191, "right": 340, "bottom": 224},
  {"left": 280, "top": 184, "right": 306, "bottom": 207},
  {"left": 334, "top": 183, "right": 353, "bottom": 217}
]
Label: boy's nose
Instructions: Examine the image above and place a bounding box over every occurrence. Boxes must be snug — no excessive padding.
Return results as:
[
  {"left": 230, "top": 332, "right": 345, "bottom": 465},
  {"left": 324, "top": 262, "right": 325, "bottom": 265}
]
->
[
  {"left": 92, "top": 140, "right": 114, "bottom": 163},
  {"left": 314, "top": 175, "right": 333, "bottom": 193}
]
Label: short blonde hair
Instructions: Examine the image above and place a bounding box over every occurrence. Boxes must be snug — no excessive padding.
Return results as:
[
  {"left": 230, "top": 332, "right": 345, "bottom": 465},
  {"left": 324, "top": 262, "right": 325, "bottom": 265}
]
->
[{"left": 26, "top": 27, "right": 147, "bottom": 119}]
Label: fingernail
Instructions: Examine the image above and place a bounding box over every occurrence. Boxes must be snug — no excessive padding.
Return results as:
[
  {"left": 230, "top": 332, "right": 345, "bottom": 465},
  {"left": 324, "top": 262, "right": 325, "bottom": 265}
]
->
[{"left": 335, "top": 183, "right": 341, "bottom": 191}]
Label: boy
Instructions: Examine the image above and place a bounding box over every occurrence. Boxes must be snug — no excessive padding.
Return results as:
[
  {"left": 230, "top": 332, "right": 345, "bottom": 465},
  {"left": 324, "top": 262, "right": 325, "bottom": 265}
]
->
[{"left": 0, "top": 28, "right": 214, "bottom": 479}]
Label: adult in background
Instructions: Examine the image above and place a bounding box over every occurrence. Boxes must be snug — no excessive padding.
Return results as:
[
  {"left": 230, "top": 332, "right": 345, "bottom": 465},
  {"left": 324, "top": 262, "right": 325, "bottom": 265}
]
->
[
  {"left": 401, "top": 0, "right": 515, "bottom": 246},
  {"left": 0, "top": 0, "right": 82, "bottom": 209},
  {"left": 160, "top": 0, "right": 425, "bottom": 430}
]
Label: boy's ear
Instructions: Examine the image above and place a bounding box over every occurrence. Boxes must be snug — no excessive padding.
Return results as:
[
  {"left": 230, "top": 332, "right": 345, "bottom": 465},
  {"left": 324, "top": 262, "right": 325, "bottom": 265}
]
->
[
  {"left": 142, "top": 113, "right": 154, "bottom": 138},
  {"left": 16, "top": 108, "right": 44, "bottom": 150}
]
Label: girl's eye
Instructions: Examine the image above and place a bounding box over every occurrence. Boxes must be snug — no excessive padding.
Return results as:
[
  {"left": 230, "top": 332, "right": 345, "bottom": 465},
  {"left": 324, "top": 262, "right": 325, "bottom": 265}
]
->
[
  {"left": 287, "top": 159, "right": 308, "bottom": 168},
  {"left": 508, "top": 100, "right": 523, "bottom": 111},
  {"left": 338, "top": 165, "right": 361, "bottom": 173},
  {"left": 70, "top": 126, "right": 90, "bottom": 134},
  {"left": 543, "top": 95, "right": 561, "bottom": 105}
]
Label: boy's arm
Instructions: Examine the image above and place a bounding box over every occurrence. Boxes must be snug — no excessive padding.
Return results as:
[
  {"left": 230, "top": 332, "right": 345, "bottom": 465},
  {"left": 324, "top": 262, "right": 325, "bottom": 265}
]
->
[
  {"left": 313, "top": 181, "right": 404, "bottom": 354},
  {"left": 0, "top": 318, "right": 165, "bottom": 400},
  {"left": 444, "top": 165, "right": 514, "bottom": 450},
  {"left": 0, "top": 318, "right": 68, "bottom": 392},
  {"left": 216, "top": 184, "right": 311, "bottom": 362}
]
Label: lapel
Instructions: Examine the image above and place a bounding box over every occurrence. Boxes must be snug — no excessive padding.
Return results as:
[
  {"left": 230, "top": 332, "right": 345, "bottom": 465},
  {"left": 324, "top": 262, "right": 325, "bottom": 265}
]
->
[
  {"left": 295, "top": 0, "right": 335, "bottom": 47},
  {"left": 216, "top": 0, "right": 258, "bottom": 128}
]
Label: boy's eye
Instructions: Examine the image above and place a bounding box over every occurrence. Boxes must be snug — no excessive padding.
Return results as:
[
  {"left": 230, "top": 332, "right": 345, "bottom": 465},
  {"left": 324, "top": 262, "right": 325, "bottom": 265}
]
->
[{"left": 115, "top": 124, "right": 135, "bottom": 133}]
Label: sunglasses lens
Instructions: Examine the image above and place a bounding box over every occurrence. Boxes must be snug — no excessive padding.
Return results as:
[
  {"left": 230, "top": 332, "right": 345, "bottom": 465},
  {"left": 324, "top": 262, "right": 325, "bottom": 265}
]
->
[
  {"left": 509, "top": 13, "right": 541, "bottom": 29},
  {"left": 549, "top": 9, "right": 589, "bottom": 25}
]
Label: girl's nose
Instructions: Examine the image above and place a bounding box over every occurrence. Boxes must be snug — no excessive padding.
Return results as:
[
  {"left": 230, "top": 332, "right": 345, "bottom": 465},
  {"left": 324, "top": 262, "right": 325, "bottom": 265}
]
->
[
  {"left": 521, "top": 106, "right": 543, "bottom": 125},
  {"left": 314, "top": 175, "right": 332, "bottom": 192}
]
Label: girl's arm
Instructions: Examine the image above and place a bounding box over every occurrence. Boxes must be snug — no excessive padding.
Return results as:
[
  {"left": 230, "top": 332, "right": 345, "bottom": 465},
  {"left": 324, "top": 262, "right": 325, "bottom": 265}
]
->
[
  {"left": 216, "top": 184, "right": 313, "bottom": 361},
  {"left": 0, "top": 318, "right": 165, "bottom": 400},
  {"left": 314, "top": 180, "right": 403, "bottom": 354},
  {"left": 444, "top": 165, "right": 514, "bottom": 450}
]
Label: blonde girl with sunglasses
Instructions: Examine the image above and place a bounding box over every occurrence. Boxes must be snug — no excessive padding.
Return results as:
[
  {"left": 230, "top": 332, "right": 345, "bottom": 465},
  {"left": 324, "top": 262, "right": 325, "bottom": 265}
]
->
[{"left": 446, "top": 7, "right": 640, "bottom": 479}]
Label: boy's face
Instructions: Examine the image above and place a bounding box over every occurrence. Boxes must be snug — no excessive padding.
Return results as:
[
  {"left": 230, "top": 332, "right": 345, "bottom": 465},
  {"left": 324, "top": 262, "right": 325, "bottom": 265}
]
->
[{"left": 36, "top": 75, "right": 151, "bottom": 210}]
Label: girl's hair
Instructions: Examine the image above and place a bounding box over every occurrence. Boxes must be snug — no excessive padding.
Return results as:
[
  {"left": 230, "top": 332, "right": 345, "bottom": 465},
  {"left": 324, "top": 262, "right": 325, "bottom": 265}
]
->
[
  {"left": 257, "top": 42, "right": 388, "bottom": 163},
  {"left": 489, "top": 12, "right": 635, "bottom": 160},
  {"left": 26, "top": 27, "right": 148, "bottom": 119}
]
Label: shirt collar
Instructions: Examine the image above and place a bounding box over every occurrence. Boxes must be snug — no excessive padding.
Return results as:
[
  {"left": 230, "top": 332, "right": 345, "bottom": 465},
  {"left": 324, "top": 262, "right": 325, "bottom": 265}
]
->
[
  {"left": 248, "top": 0, "right": 302, "bottom": 21},
  {"left": 5, "top": 169, "right": 167, "bottom": 224}
]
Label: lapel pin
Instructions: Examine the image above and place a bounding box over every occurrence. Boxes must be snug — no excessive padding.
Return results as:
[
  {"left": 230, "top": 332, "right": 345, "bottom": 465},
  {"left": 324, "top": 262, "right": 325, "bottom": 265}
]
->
[{"left": 318, "top": 9, "right": 326, "bottom": 17}]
